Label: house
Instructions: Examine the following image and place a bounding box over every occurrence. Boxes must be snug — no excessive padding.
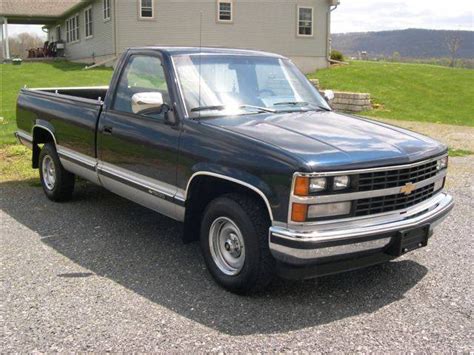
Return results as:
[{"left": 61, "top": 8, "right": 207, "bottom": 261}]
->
[{"left": 1, "top": 0, "right": 340, "bottom": 73}]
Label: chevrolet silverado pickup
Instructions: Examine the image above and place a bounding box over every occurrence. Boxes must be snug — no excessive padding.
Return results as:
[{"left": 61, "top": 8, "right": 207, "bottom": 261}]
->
[{"left": 15, "top": 47, "right": 454, "bottom": 293}]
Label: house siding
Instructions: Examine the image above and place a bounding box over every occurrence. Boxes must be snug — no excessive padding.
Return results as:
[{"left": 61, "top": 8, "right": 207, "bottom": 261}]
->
[
  {"left": 47, "top": 0, "right": 330, "bottom": 72},
  {"left": 116, "top": 0, "right": 329, "bottom": 72},
  {"left": 48, "top": 0, "right": 115, "bottom": 63}
]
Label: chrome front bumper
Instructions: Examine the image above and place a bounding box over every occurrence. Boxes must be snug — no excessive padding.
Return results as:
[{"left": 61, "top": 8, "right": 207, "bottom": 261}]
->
[{"left": 269, "top": 192, "right": 454, "bottom": 267}]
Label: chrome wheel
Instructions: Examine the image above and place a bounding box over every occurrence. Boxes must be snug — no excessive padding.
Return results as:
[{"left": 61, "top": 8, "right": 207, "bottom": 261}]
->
[
  {"left": 42, "top": 155, "right": 56, "bottom": 190},
  {"left": 209, "top": 217, "right": 245, "bottom": 276}
]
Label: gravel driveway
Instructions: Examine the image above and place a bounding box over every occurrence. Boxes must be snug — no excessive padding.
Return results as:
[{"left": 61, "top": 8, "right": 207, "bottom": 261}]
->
[{"left": 1, "top": 157, "right": 473, "bottom": 352}]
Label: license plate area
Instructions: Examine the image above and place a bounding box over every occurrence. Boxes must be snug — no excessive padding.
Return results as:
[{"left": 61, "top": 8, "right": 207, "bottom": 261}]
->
[{"left": 386, "top": 226, "right": 430, "bottom": 257}]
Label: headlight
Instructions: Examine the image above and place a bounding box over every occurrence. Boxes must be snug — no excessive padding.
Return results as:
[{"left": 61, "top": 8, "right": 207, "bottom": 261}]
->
[
  {"left": 333, "top": 175, "right": 350, "bottom": 190},
  {"left": 308, "top": 202, "right": 352, "bottom": 219},
  {"left": 309, "top": 177, "right": 327, "bottom": 193},
  {"left": 294, "top": 176, "right": 327, "bottom": 196},
  {"left": 437, "top": 157, "right": 448, "bottom": 170}
]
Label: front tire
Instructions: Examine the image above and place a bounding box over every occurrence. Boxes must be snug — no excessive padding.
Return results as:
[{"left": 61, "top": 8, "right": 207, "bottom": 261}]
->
[
  {"left": 200, "top": 193, "right": 275, "bottom": 294},
  {"left": 39, "top": 143, "right": 75, "bottom": 202}
]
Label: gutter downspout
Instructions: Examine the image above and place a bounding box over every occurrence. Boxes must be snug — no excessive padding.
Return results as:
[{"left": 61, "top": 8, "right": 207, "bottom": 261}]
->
[
  {"left": 113, "top": 0, "right": 118, "bottom": 62},
  {"left": 326, "top": 3, "right": 339, "bottom": 66}
]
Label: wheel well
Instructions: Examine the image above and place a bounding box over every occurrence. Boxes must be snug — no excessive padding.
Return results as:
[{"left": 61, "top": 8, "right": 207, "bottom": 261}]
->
[
  {"left": 182, "top": 175, "right": 271, "bottom": 243},
  {"left": 32, "top": 127, "right": 56, "bottom": 168}
]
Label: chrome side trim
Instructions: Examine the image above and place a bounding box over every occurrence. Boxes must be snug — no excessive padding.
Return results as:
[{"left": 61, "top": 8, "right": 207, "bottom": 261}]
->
[
  {"left": 98, "top": 162, "right": 179, "bottom": 201},
  {"left": 295, "top": 153, "right": 448, "bottom": 177},
  {"left": 183, "top": 172, "right": 275, "bottom": 221},
  {"left": 98, "top": 173, "right": 185, "bottom": 222},
  {"left": 15, "top": 130, "right": 33, "bottom": 148},
  {"left": 292, "top": 170, "right": 447, "bottom": 205},
  {"left": 97, "top": 162, "right": 184, "bottom": 221},
  {"left": 57, "top": 145, "right": 100, "bottom": 184},
  {"left": 57, "top": 145, "right": 97, "bottom": 169}
]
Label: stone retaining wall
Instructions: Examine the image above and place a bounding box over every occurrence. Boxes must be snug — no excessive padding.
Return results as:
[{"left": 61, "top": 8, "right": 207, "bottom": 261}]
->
[
  {"left": 309, "top": 79, "right": 372, "bottom": 112},
  {"left": 331, "top": 92, "right": 372, "bottom": 112}
]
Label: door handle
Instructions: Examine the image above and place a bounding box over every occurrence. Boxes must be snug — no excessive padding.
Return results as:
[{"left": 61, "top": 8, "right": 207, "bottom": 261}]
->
[{"left": 103, "top": 126, "right": 113, "bottom": 135}]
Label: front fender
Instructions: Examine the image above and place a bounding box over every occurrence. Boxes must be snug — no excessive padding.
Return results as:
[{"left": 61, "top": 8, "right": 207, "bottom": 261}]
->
[{"left": 185, "top": 162, "right": 281, "bottom": 222}]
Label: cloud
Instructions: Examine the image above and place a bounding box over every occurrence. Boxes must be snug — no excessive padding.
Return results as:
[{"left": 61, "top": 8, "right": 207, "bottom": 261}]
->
[{"left": 332, "top": 0, "right": 474, "bottom": 33}]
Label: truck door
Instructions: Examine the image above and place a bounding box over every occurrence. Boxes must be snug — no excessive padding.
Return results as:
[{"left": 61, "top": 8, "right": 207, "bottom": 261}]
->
[{"left": 96, "top": 53, "right": 183, "bottom": 221}]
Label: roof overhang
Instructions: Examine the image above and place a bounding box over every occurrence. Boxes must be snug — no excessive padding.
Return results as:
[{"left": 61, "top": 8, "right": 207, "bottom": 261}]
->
[
  {"left": 0, "top": 0, "right": 92, "bottom": 25},
  {"left": 0, "top": 16, "right": 62, "bottom": 25}
]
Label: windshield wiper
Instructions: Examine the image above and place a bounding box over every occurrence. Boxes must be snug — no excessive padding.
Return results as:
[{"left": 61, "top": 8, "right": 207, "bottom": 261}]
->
[
  {"left": 191, "top": 105, "right": 226, "bottom": 112},
  {"left": 239, "top": 105, "right": 276, "bottom": 113},
  {"left": 273, "top": 101, "right": 331, "bottom": 112},
  {"left": 273, "top": 101, "right": 310, "bottom": 107},
  {"left": 191, "top": 104, "right": 275, "bottom": 113}
]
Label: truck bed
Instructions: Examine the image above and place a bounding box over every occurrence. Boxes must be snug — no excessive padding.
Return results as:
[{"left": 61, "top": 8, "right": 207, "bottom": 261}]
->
[{"left": 16, "top": 86, "right": 108, "bottom": 159}]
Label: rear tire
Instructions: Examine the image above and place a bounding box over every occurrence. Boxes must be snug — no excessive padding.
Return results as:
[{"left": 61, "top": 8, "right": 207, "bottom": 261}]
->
[
  {"left": 39, "top": 143, "right": 75, "bottom": 202},
  {"left": 200, "top": 193, "right": 275, "bottom": 294}
]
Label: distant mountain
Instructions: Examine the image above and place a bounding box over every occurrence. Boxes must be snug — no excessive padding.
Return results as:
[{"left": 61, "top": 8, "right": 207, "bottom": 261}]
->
[{"left": 332, "top": 29, "right": 474, "bottom": 59}]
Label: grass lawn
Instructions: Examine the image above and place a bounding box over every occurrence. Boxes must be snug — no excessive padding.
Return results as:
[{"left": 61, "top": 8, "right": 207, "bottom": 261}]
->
[
  {"left": 0, "top": 61, "right": 113, "bottom": 146},
  {"left": 309, "top": 61, "right": 474, "bottom": 127}
]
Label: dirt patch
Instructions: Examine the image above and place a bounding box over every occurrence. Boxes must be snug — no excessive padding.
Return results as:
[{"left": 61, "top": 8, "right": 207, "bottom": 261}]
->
[{"left": 373, "top": 118, "right": 474, "bottom": 152}]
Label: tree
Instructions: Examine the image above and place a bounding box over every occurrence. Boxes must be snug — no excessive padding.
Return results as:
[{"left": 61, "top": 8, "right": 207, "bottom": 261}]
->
[
  {"left": 0, "top": 32, "right": 44, "bottom": 59},
  {"left": 446, "top": 32, "right": 462, "bottom": 68}
]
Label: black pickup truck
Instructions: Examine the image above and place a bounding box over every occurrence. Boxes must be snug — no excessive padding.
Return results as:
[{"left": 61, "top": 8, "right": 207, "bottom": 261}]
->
[{"left": 15, "top": 47, "right": 454, "bottom": 293}]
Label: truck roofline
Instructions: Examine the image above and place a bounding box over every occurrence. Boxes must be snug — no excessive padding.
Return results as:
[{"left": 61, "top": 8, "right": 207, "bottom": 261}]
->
[{"left": 127, "top": 46, "right": 287, "bottom": 59}]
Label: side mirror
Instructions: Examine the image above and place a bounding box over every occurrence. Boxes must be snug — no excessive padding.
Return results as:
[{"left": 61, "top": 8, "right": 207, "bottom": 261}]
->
[
  {"left": 323, "top": 90, "right": 335, "bottom": 102},
  {"left": 131, "top": 92, "right": 164, "bottom": 115}
]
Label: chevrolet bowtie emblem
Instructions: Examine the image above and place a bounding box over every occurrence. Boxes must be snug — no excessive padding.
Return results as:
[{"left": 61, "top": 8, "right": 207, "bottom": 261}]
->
[{"left": 400, "top": 182, "right": 416, "bottom": 195}]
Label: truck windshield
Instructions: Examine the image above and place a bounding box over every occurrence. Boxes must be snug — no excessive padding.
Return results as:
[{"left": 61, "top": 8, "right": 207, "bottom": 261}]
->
[{"left": 172, "top": 54, "right": 330, "bottom": 118}]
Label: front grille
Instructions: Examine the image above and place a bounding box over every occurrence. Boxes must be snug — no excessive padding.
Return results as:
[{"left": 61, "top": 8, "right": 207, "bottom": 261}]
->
[
  {"left": 357, "top": 160, "right": 438, "bottom": 191},
  {"left": 354, "top": 183, "right": 435, "bottom": 217}
]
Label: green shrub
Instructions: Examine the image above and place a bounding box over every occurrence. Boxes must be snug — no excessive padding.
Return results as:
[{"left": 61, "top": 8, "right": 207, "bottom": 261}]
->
[{"left": 330, "top": 50, "right": 344, "bottom": 61}]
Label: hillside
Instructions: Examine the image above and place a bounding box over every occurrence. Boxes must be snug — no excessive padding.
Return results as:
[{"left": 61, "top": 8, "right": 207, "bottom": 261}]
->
[
  {"left": 332, "top": 29, "right": 474, "bottom": 59},
  {"left": 308, "top": 61, "right": 474, "bottom": 127}
]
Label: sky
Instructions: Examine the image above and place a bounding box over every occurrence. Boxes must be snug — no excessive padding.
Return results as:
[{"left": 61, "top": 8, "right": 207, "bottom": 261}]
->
[
  {"left": 331, "top": 0, "right": 473, "bottom": 33},
  {"left": 4, "top": 0, "right": 474, "bottom": 38}
]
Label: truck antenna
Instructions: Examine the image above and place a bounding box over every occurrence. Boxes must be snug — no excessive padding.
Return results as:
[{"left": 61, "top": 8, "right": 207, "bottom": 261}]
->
[{"left": 198, "top": 11, "right": 203, "bottom": 119}]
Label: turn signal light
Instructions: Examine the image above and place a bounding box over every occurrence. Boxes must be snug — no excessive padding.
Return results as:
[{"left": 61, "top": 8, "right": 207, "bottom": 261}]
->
[
  {"left": 294, "top": 176, "right": 309, "bottom": 196},
  {"left": 291, "top": 203, "right": 308, "bottom": 222}
]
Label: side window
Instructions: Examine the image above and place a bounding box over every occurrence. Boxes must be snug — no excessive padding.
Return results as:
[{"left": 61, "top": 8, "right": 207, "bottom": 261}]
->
[
  {"left": 140, "top": 0, "right": 154, "bottom": 18},
  {"left": 113, "top": 55, "right": 170, "bottom": 119},
  {"left": 217, "top": 1, "right": 233, "bottom": 22},
  {"left": 298, "top": 7, "right": 313, "bottom": 37}
]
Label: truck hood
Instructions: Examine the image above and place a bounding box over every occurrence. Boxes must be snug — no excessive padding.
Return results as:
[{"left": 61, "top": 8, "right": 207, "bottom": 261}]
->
[{"left": 203, "top": 111, "right": 447, "bottom": 171}]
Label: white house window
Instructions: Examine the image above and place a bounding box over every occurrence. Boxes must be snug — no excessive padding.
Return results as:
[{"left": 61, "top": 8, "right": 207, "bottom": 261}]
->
[
  {"left": 104, "top": 0, "right": 111, "bottom": 21},
  {"left": 85, "top": 7, "right": 93, "bottom": 38},
  {"left": 66, "top": 14, "right": 80, "bottom": 43},
  {"left": 140, "top": 0, "right": 154, "bottom": 18},
  {"left": 218, "top": 1, "right": 232, "bottom": 22},
  {"left": 298, "top": 7, "right": 313, "bottom": 37}
]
